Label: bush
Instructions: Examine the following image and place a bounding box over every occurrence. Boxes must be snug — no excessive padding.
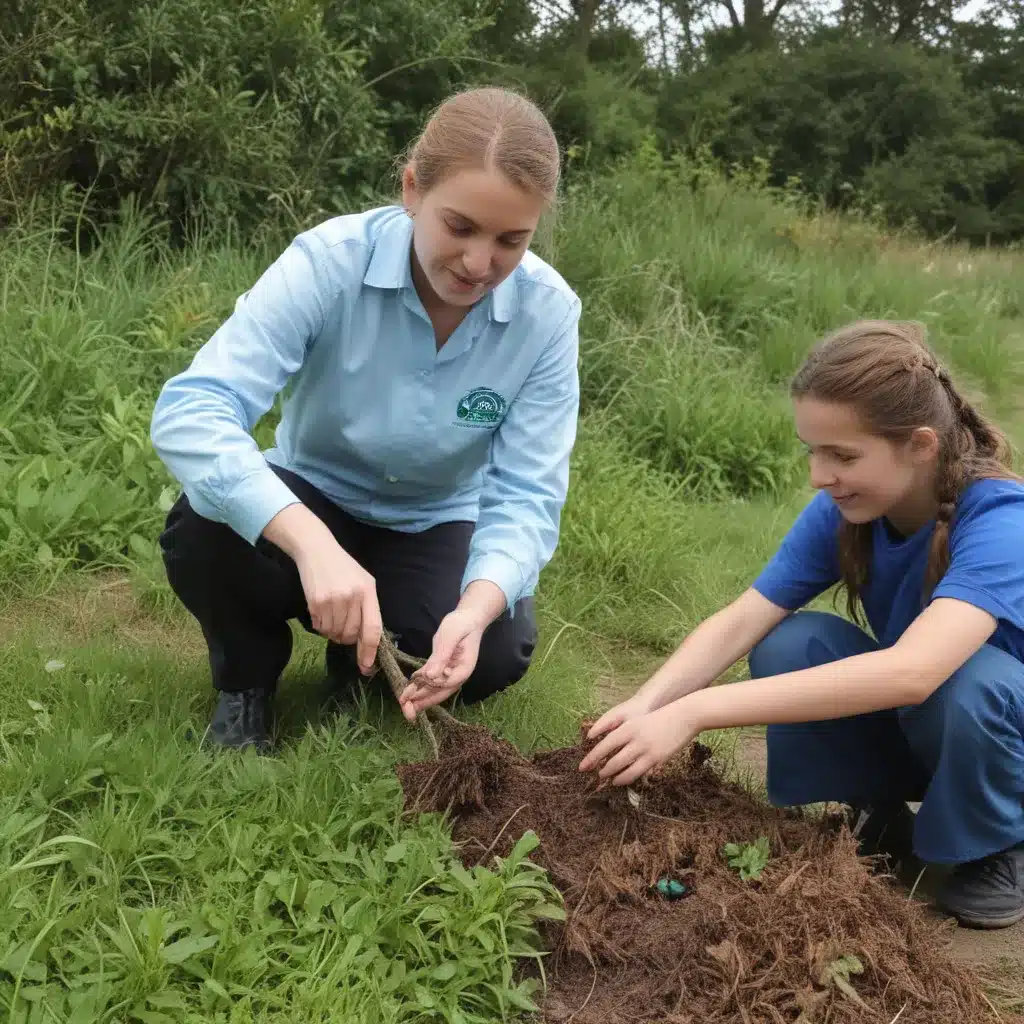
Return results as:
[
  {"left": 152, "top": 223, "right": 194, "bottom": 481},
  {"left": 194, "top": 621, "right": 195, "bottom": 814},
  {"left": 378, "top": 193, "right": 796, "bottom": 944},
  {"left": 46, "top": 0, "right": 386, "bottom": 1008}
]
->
[{"left": 0, "top": 0, "right": 486, "bottom": 236}]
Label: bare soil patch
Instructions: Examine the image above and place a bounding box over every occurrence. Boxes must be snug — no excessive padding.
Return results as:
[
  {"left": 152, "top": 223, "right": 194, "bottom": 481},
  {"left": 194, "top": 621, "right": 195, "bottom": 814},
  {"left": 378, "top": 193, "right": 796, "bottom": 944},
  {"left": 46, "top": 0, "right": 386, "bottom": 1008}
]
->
[{"left": 0, "top": 571, "right": 202, "bottom": 656}]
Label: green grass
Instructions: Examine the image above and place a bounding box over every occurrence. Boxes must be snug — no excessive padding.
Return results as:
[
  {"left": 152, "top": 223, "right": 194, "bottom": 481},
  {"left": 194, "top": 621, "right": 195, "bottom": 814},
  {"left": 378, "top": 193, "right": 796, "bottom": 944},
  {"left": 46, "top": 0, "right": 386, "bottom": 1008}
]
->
[
  {"left": 2, "top": 156, "right": 1023, "bottom": 1018},
  {"left": 0, "top": 703, "right": 561, "bottom": 1021}
]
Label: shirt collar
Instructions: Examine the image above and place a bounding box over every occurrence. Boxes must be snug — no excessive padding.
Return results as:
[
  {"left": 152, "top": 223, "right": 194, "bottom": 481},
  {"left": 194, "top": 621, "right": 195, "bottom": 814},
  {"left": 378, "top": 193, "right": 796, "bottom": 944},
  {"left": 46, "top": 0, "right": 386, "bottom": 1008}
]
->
[
  {"left": 362, "top": 206, "right": 519, "bottom": 323},
  {"left": 362, "top": 209, "right": 414, "bottom": 290},
  {"left": 488, "top": 273, "right": 518, "bottom": 324}
]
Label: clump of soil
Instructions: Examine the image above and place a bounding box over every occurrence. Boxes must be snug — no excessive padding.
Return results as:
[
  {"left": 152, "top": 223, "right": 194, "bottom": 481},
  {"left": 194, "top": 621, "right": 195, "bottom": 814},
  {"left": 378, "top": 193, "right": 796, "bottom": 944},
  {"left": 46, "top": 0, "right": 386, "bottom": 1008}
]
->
[{"left": 397, "top": 723, "right": 1021, "bottom": 1023}]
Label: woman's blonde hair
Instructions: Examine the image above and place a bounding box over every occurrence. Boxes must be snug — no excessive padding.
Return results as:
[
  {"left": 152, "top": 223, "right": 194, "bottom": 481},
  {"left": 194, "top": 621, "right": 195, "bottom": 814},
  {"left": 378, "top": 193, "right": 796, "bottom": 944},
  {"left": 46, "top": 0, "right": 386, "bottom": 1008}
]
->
[{"left": 404, "top": 87, "right": 560, "bottom": 203}]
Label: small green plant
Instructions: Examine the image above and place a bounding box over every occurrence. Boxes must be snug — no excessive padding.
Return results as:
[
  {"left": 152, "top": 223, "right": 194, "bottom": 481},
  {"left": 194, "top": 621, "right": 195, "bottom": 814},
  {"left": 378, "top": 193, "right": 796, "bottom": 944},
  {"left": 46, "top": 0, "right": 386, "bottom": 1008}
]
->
[
  {"left": 721, "top": 836, "right": 771, "bottom": 881},
  {"left": 817, "top": 953, "right": 868, "bottom": 1009}
]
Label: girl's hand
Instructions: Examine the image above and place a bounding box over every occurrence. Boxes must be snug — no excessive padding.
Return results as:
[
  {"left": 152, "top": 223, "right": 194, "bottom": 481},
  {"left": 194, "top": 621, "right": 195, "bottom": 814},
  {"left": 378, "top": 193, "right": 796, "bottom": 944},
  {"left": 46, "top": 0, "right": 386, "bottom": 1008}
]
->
[
  {"left": 585, "top": 693, "right": 656, "bottom": 742},
  {"left": 578, "top": 701, "right": 703, "bottom": 786}
]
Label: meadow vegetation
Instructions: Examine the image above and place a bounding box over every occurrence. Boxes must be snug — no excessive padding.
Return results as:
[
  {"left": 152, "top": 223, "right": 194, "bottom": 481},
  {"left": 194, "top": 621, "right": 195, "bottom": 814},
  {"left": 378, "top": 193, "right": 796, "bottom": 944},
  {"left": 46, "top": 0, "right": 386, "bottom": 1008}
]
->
[{"left": 2, "top": 153, "right": 1023, "bottom": 1018}]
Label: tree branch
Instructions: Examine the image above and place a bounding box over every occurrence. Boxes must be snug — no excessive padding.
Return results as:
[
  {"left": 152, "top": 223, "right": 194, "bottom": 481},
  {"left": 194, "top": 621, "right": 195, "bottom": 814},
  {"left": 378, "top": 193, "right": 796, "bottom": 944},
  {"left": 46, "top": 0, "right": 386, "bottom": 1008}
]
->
[
  {"left": 892, "top": 0, "right": 926, "bottom": 40},
  {"left": 720, "top": 0, "right": 743, "bottom": 28}
]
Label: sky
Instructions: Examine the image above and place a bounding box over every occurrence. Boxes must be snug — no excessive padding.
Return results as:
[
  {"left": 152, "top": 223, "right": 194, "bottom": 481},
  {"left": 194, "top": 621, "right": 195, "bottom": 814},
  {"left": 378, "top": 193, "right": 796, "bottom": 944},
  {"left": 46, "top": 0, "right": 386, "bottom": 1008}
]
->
[{"left": 615, "top": 0, "right": 994, "bottom": 37}]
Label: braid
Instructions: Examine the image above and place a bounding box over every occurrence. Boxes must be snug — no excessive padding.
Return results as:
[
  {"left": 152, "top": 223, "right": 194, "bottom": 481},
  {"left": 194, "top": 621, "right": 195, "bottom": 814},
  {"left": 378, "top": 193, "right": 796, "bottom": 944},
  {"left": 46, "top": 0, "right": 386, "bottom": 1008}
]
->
[
  {"left": 922, "top": 446, "right": 961, "bottom": 600},
  {"left": 836, "top": 521, "right": 873, "bottom": 625},
  {"left": 922, "top": 364, "right": 1016, "bottom": 601},
  {"left": 936, "top": 367, "right": 1011, "bottom": 463}
]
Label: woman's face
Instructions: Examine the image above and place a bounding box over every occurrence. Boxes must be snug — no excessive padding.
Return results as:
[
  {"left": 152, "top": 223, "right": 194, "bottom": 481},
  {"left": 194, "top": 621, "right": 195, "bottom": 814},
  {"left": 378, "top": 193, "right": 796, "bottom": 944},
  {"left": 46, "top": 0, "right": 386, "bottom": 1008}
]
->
[{"left": 402, "top": 165, "right": 545, "bottom": 312}]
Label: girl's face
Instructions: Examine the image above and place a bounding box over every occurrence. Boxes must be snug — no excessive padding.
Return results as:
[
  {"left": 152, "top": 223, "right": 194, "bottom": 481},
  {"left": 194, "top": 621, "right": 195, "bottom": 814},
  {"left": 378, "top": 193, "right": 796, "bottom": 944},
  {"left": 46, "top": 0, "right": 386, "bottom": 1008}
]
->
[
  {"left": 793, "top": 397, "right": 940, "bottom": 531},
  {"left": 402, "top": 165, "right": 545, "bottom": 313}
]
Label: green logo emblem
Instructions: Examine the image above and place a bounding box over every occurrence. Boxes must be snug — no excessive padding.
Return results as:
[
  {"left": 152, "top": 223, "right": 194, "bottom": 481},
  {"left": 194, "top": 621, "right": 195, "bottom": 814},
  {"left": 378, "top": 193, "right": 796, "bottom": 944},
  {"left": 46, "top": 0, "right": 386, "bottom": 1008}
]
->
[{"left": 456, "top": 387, "right": 507, "bottom": 426}]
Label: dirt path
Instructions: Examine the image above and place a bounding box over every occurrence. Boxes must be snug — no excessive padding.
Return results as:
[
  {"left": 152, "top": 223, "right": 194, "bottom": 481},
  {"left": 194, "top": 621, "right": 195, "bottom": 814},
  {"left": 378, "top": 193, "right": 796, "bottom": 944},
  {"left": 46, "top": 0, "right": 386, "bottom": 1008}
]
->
[{"left": 0, "top": 571, "right": 203, "bottom": 654}]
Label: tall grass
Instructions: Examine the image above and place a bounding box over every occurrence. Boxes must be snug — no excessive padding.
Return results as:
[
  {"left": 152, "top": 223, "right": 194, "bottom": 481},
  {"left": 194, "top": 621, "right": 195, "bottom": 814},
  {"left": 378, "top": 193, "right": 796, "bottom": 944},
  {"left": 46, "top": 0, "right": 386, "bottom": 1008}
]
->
[
  {"left": 1, "top": 160, "right": 1023, "bottom": 1019},
  {"left": 556, "top": 158, "right": 1024, "bottom": 403},
  {"left": 0, "top": 209, "right": 276, "bottom": 585},
  {"left": 6, "top": 160, "right": 1021, "bottom": 597}
]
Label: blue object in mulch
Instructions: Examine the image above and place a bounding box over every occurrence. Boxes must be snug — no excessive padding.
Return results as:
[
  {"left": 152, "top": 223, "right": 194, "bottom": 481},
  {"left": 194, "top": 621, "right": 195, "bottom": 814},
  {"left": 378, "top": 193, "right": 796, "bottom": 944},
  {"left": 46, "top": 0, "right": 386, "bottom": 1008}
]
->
[{"left": 655, "top": 877, "right": 689, "bottom": 900}]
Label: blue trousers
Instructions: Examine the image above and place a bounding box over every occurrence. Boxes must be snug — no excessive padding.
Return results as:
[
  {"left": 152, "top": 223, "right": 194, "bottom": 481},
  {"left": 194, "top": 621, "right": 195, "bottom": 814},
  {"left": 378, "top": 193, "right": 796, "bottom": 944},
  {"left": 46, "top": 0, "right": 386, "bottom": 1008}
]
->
[{"left": 749, "top": 611, "right": 1024, "bottom": 864}]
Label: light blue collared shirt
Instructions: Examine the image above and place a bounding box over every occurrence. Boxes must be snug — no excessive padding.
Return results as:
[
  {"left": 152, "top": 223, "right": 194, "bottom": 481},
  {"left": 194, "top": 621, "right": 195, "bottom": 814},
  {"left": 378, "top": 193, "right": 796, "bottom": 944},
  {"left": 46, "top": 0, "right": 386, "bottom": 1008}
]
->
[{"left": 150, "top": 205, "right": 581, "bottom": 611}]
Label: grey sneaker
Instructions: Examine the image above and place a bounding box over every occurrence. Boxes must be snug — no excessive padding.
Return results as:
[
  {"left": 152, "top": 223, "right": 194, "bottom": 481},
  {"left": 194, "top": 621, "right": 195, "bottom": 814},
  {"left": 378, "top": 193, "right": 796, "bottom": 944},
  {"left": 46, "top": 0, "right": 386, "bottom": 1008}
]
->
[{"left": 936, "top": 842, "right": 1024, "bottom": 930}]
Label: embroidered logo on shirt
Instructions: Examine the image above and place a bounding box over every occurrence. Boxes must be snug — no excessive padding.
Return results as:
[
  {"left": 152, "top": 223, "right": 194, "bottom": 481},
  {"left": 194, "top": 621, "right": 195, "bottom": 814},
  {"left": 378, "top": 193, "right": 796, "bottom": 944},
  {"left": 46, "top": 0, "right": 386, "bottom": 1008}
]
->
[{"left": 456, "top": 388, "right": 507, "bottom": 427}]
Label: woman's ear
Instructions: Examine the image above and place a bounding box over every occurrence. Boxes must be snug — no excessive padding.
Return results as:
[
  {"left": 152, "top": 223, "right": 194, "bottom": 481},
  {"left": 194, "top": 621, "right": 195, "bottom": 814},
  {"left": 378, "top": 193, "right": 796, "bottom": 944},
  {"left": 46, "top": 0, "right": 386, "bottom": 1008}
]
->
[{"left": 401, "top": 165, "right": 420, "bottom": 217}]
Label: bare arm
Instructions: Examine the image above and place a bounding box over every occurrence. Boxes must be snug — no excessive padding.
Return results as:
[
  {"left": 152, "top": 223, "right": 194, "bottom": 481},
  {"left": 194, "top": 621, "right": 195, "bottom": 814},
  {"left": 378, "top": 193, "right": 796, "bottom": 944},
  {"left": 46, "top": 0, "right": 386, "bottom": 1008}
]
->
[
  {"left": 686, "top": 597, "right": 997, "bottom": 728},
  {"left": 633, "top": 588, "right": 791, "bottom": 712},
  {"left": 582, "top": 597, "right": 998, "bottom": 785}
]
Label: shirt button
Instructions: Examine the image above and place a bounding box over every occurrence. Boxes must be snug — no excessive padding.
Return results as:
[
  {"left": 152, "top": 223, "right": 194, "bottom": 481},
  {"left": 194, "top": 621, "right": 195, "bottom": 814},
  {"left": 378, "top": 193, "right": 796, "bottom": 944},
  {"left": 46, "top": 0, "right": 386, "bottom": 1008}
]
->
[{"left": 387, "top": 475, "right": 399, "bottom": 483}]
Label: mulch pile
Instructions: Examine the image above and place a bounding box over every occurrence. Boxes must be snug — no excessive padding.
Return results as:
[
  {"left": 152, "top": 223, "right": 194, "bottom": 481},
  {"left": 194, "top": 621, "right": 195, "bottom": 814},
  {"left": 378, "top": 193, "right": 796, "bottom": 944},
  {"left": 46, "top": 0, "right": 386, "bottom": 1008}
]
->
[{"left": 396, "top": 722, "right": 1020, "bottom": 1023}]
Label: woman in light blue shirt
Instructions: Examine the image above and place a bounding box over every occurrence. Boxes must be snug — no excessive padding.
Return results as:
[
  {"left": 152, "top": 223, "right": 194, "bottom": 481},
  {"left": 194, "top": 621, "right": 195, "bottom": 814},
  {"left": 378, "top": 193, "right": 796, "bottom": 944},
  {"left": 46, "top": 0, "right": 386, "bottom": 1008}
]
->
[{"left": 151, "top": 87, "right": 582, "bottom": 751}]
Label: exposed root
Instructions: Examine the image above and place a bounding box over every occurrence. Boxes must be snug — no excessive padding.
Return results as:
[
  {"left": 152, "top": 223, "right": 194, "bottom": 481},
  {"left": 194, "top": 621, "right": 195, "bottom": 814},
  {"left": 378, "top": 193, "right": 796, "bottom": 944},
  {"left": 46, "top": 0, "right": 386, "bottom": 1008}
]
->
[{"left": 372, "top": 630, "right": 466, "bottom": 760}]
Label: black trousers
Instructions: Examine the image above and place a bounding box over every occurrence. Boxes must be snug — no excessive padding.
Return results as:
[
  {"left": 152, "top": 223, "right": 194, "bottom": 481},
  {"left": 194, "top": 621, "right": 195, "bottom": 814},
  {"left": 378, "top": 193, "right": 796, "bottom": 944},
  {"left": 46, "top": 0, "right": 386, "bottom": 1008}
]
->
[{"left": 158, "top": 464, "right": 538, "bottom": 704}]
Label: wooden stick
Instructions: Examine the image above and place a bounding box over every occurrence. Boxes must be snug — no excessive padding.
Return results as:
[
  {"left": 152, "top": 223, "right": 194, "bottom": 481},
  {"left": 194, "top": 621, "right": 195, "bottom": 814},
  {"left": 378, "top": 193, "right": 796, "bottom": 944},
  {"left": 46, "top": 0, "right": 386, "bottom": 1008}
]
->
[
  {"left": 375, "top": 633, "right": 441, "bottom": 758},
  {"left": 381, "top": 633, "right": 460, "bottom": 723},
  {"left": 393, "top": 647, "right": 427, "bottom": 672}
]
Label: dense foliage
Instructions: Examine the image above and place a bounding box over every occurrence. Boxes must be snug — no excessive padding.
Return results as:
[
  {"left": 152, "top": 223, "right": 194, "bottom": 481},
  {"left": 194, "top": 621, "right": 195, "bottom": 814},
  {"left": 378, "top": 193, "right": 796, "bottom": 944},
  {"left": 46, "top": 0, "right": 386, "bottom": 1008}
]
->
[{"left": 2, "top": 0, "right": 1022, "bottom": 243}]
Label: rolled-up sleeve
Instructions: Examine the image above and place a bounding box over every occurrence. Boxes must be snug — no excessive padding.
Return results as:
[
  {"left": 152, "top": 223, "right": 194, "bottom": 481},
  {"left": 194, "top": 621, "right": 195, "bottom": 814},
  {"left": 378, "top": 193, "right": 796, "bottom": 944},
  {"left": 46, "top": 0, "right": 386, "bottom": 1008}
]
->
[
  {"left": 461, "top": 298, "right": 582, "bottom": 612},
  {"left": 150, "top": 230, "right": 333, "bottom": 543}
]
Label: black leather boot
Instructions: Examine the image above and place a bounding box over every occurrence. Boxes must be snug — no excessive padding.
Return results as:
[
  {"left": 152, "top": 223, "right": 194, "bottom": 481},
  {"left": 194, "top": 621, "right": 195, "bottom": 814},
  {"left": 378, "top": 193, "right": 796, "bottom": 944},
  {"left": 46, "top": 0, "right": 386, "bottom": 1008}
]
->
[
  {"left": 324, "top": 643, "right": 389, "bottom": 708},
  {"left": 207, "top": 688, "right": 272, "bottom": 751}
]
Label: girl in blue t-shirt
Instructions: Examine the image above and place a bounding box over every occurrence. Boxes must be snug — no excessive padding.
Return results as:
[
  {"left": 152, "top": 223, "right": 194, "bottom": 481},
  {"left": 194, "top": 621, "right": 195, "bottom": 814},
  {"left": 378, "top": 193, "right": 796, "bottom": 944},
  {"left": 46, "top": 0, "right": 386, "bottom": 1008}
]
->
[{"left": 580, "top": 319, "right": 1024, "bottom": 930}]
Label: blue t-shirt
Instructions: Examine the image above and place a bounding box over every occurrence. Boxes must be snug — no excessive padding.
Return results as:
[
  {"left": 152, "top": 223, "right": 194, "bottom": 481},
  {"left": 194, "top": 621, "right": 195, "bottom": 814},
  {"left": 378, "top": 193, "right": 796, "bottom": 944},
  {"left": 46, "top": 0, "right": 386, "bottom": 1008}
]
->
[{"left": 753, "top": 478, "right": 1024, "bottom": 663}]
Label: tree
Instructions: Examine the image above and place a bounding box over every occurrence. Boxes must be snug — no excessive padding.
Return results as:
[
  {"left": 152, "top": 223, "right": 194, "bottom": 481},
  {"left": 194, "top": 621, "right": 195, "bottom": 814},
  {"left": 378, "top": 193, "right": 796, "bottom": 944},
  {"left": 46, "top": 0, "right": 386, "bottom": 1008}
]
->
[
  {"left": 657, "top": 36, "right": 1016, "bottom": 240},
  {"left": 836, "top": 0, "right": 976, "bottom": 44}
]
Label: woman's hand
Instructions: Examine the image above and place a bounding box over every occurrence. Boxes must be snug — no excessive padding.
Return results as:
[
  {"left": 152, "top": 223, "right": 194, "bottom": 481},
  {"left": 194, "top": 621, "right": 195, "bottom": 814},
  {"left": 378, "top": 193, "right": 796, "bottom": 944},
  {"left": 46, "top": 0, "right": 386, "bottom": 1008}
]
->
[
  {"left": 578, "top": 699, "right": 704, "bottom": 787},
  {"left": 295, "top": 540, "right": 383, "bottom": 675},
  {"left": 398, "top": 609, "right": 485, "bottom": 721},
  {"left": 264, "top": 503, "right": 384, "bottom": 676},
  {"left": 398, "top": 580, "right": 507, "bottom": 722}
]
